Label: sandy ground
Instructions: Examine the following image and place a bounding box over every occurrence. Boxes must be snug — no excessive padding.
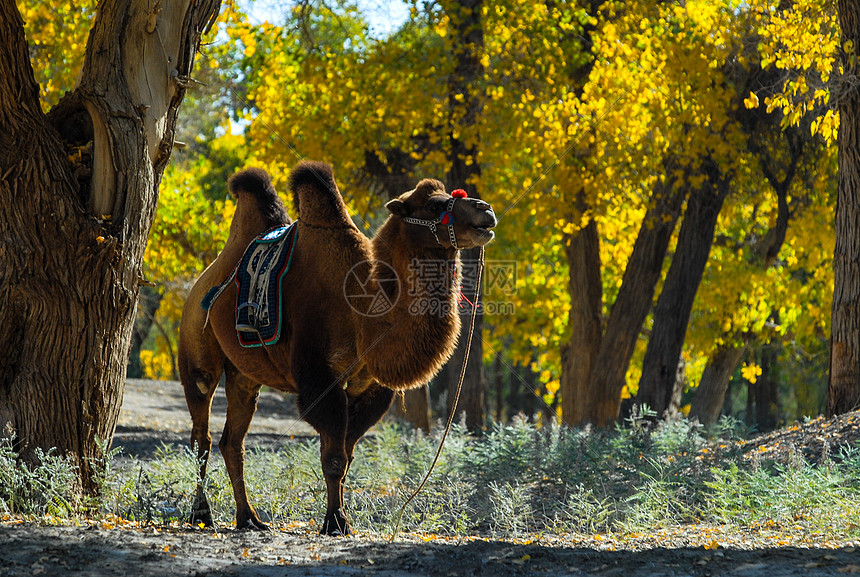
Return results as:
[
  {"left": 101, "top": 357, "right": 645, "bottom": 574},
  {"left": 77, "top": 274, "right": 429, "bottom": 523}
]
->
[
  {"left": 2, "top": 379, "right": 860, "bottom": 576},
  {"left": 114, "top": 377, "right": 426, "bottom": 458},
  {"left": 113, "top": 379, "right": 315, "bottom": 459}
]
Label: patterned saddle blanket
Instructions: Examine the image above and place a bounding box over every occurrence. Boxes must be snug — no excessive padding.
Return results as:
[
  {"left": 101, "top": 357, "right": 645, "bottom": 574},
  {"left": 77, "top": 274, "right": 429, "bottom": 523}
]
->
[{"left": 201, "top": 223, "right": 298, "bottom": 348}]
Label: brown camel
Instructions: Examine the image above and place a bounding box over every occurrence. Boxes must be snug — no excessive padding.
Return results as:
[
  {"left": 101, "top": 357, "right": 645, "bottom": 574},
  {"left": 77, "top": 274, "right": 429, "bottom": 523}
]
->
[{"left": 177, "top": 160, "right": 497, "bottom": 535}]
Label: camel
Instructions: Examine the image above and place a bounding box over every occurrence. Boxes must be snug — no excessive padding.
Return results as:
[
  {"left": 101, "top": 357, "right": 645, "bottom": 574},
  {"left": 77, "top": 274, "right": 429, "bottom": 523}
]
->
[{"left": 177, "top": 160, "right": 497, "bottom": 535}]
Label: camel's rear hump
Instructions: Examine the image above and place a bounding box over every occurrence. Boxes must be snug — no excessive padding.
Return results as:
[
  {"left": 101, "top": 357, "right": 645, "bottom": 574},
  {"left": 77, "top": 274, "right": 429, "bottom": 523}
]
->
[{"left": 228, "top": 167, "right": 291, "bottom": 230}]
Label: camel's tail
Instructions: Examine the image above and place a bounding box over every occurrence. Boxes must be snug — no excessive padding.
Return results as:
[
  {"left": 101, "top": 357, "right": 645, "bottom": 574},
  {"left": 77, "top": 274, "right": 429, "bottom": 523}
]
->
[
  {"left": 227, "top": 167, "right": 291, "bottom": 230},
  {"left": 288, "top": 160, "right": 354, "bottom": 228}
]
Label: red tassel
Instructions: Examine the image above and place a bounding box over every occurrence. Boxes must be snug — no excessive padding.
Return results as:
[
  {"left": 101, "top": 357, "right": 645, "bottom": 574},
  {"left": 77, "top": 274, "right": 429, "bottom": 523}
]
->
[{"left": 451, "top": 189, "right": 468, "bottom": 198}]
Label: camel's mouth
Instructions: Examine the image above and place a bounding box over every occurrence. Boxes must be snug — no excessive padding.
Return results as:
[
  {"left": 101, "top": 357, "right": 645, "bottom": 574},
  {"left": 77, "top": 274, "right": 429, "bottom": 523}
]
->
[
  {"left": 466, "top": 204, "right": 497, "bottom": 247},
  {"left": 470, "top": 227, "right": 495, "bottom": 246}
]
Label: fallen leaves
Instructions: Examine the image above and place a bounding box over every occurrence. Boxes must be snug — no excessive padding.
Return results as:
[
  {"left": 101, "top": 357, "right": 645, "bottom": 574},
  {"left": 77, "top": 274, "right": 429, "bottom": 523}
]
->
[{"left": 512, "top": 553, "right": 531, "bottom": 565}]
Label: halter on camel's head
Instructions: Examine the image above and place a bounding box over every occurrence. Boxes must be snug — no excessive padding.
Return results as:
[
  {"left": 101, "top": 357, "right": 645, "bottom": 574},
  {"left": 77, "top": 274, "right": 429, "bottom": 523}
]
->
[
  {"left": 385, "top": 182, "right": 497, "bottom": 250},
  {"left": 401, "top": 189, "right": 469, "bottom": 249}
]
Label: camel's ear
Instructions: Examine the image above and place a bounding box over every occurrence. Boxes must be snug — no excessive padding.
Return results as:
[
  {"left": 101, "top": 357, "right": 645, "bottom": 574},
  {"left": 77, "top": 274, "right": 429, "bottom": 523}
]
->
[{"left": 385, "top": 198, "right": 410, "bottom": 217}]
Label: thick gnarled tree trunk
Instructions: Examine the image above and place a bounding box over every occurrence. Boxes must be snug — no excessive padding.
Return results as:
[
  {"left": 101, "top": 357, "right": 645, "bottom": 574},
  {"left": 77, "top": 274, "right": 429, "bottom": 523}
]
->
[
  {"left": 0, "top": 0, "right": 219, "bottom": 494},
  {"left": 829, "top": 0, "right": 860, "bottom": 416}
]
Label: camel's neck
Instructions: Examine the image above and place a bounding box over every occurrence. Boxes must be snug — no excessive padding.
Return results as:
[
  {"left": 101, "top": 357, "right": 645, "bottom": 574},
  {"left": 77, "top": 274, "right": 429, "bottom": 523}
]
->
[{"left": 357, "top": 218, "right": 463, "bottom": 390}]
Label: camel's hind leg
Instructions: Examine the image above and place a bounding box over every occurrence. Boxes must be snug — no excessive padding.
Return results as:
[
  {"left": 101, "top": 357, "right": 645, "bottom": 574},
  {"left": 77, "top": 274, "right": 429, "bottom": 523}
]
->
[
  {"left": 220, "top": 361, "right": 268, "bottom": 530},
  {"left": 179, "top": 340, "right": 224, "bottom": 528}
]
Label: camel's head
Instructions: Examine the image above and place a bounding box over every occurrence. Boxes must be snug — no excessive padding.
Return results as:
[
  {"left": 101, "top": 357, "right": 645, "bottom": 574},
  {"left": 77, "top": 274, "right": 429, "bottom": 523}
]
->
[{"left": 385, "top": 179, "right": 497, "bottom": 250}]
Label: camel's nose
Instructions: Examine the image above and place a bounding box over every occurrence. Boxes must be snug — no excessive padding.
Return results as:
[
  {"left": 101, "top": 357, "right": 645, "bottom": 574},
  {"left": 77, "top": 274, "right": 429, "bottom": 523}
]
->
[{"left": 481, "top": 204, "right": 497, "bottom": 229}]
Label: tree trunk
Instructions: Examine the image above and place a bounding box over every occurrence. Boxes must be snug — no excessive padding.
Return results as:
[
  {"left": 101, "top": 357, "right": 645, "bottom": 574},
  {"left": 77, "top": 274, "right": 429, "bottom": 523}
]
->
[
  {"left": 688, "top": 343, "right": 747, "bottom": 424},
  {"left": 586, "top": 171, "right": 686, "bottom": 426},
  {"left": 0, "top": 0, "right": 219, "bottom": 494},
  {"left": 723, "top": 377, "right": 734, "bottom": 417},
  {"left": 688, "top": 127, "right": 798, "bottom": 425},
  {"left": 404, "top": 387, "right": 431, "bottom": 432},
  {"left": 636, "top": 163, "right": 729, "bottom": 416},
  {"left": 560, "top": 215, "right": 603, "bottom": 426},
  {"left": 493, "top": 351, "right": 504, "bottom": 422},
  {"left": 829, "top": 0, "right": 860, "bottom": 416},
  {"left": 506, "top": 361, "right": 520, "bottom": 417},
  {"left": 444, "top": 0, "right": 485, "bottom": 432},
  {"left": 745, "top": 378, "right": 754, "bottom": 426},
  {"left": 127, "top": 286, "right": 162, "bottom": 378},
  {"left": 521, "top": 363, "right": 537, "bottom": 419},
  {"left": 753, "top": 345, "right": 779, "bottom": 431}
]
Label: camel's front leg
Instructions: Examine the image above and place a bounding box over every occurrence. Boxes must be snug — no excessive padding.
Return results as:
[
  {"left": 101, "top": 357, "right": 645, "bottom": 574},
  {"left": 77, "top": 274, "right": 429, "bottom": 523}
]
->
[
  {"left": 297, "top": 372, "right": 351, "bottom": 536},
  {"left": 345, "top": 383, "right": 395, "bottom": 474},
  {"left": 319, "top": 432, "right": 350, "bottom": 535}
]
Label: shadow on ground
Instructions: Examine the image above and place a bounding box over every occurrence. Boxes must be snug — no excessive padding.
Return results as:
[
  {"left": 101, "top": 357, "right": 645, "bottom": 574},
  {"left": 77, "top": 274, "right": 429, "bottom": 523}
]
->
[{"left": 0, "top": 524, "right": 856, "bottom": 577}]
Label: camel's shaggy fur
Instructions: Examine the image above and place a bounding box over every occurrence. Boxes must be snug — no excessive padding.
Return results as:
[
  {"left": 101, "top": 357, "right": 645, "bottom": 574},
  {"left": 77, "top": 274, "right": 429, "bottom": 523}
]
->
[{"left": 177, "top": 160, "right": 496, "bottom": 535}]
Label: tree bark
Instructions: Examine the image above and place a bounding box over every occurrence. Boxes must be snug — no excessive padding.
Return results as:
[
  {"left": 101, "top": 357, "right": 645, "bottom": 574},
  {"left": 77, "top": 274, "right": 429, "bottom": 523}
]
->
[
  {"left": 493, "top": 351, "right": 504, "bottom": 422},
  {"left": 444, "top": 0, "right": 486, "bottom": 432},
  {"left": 829, "top": 0, "right": 860, "bottom": 416},
  {"left": 560, "top": 213, "right": 603, "bottom": 426},
  {"left": 0, "top": 0, "right": 219, "bottom": 494},
  {"left": 549, "top": 0, "right": 612, "bottom": 428},
  {"left": 388, "top": 386, "right": 431, "bottom": 433},
  {"left": 635, "top": 161, "right": 730, "bottom": 417},
  {"left": 688, "top": 343, "right": 747, "bottom": 424},
  {"left": 586, "top": 171, "right": 686, "bottom": 426}
]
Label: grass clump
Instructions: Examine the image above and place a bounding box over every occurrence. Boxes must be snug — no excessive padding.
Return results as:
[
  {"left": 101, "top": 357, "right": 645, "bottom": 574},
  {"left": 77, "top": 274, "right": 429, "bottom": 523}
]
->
[
  {"left": 7, "top": 410, "right": 860, "bottom": 541},
  {"left": 0, "top": 437, "right": 79, "bottom": 518}
]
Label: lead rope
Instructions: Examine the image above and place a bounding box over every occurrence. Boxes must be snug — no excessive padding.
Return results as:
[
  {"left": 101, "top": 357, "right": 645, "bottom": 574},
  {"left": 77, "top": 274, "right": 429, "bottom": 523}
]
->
[{"left": 390, "top": 244, "right": 485, "bottom": 542}]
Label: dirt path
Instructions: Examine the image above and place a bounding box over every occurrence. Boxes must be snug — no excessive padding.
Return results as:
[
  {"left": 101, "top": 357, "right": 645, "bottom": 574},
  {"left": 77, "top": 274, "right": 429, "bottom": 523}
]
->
[
  {"left": 2, "top": 379, "right": 860, "bottom": 576},
  {"left": 114, "top": 379, "right": 314, "bottom": 459}
]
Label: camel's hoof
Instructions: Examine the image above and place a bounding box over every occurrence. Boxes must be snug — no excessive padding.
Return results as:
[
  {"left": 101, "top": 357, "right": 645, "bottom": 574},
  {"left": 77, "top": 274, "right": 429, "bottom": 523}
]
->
[
  {"left": 320, "top": 526, "right": 352, "bottom": 537},
  {"left": 237, "top": 517, "right": 270, "bottom": 531},
  {"left": 320, "top": 511, "right": 352, "bottom": 537}
]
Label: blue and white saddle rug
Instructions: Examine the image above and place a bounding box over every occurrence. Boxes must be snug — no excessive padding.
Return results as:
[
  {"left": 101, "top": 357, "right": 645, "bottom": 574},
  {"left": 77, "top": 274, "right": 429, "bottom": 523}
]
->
[{"left": 201, "top": 223, "right": 298, "bottom": 348}]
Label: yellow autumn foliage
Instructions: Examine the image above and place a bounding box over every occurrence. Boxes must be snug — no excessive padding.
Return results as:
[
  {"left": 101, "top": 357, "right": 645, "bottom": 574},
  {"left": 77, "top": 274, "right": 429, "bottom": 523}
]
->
[{"left": 15, "top": 0, "right": 838, "bottom": 416}]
